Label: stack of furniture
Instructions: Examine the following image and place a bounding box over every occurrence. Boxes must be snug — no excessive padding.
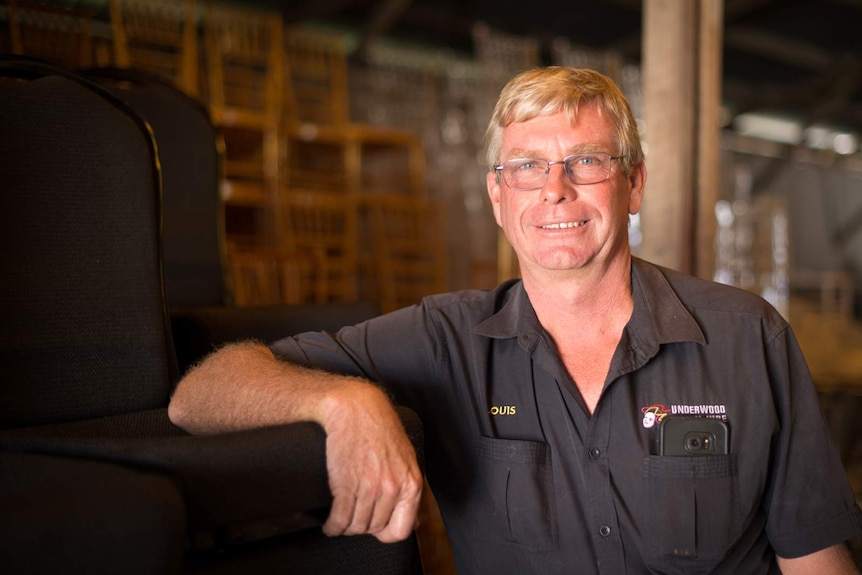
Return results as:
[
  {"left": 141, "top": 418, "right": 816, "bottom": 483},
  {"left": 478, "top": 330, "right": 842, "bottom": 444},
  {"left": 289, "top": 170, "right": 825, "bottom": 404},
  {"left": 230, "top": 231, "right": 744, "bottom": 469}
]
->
[
  {"left": 4, "top": 0, "right": 449, "bottom": 313},
  {"left": 202, "top": 1, "right": 283, "bottom": 248},
  {"left": 281, "top": 25, "right": 437, "bottom": 307}
]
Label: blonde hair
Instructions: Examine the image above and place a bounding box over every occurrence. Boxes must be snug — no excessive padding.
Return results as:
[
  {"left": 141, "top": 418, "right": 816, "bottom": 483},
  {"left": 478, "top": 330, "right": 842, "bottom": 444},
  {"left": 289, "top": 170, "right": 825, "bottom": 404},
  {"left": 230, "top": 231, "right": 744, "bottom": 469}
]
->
[{"left": 484, "top": 66, "right": 643, "bottom": 176}]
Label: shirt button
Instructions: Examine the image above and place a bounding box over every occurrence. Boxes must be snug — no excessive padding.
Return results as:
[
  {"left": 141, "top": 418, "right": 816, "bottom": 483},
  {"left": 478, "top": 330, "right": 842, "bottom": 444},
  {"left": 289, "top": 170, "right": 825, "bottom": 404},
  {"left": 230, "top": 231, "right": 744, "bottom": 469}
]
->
[
  {"left": 588, "top": 447, "right": 602, "bottom": 459},
  {"left": 599, "top": 525, "right": 612, "bottom": 537}
]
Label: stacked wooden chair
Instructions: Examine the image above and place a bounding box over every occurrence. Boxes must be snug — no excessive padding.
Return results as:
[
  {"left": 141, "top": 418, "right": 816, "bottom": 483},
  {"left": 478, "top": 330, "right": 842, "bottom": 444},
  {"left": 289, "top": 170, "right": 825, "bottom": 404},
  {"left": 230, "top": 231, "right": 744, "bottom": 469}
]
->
[
  {"left": 6, "top": 0, "right": 94, "bottom": 68},
  {"left": 108, "top": 0, "right": 199, "bottom": 97}
]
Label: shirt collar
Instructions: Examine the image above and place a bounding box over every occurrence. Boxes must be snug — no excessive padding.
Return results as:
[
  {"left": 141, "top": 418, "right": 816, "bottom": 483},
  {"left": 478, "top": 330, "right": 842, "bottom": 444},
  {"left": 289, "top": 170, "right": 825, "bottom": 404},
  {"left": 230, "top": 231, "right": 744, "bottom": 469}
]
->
[
  {"left": 472, "top": 258, "right": 705, "bottom": 350},
  {"left": 472, "top": 280, "right": 541, "bottom": 352},
  {"left": 629, "top": 257, "right": 705, "bottom": 346}
]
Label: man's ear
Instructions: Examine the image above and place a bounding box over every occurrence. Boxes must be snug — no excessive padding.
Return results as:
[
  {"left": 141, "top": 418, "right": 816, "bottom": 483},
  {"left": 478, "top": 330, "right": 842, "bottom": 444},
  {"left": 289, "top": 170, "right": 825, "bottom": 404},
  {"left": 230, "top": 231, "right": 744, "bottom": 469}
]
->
[
  {"left": 487, "top": 171, "right": 503, "bottom": 226},
  {"left": 628, "top": 161, "right": 646, "bottom": 215}
]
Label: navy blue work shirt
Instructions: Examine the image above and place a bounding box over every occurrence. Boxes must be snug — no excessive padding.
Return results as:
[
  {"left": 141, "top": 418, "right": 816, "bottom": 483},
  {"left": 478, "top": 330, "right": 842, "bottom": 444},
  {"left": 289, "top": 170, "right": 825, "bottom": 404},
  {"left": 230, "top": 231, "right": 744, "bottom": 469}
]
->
[{"left": 270, "top": 257, "right": 862, "bottom": 574}]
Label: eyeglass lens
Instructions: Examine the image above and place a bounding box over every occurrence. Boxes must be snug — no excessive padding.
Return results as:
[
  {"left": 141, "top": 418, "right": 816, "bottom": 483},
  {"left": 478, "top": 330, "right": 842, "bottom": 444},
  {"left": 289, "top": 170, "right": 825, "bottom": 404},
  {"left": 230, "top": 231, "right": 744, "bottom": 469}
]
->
[{"left": 499, "top": 153, "right": 615, "bottom": 190}]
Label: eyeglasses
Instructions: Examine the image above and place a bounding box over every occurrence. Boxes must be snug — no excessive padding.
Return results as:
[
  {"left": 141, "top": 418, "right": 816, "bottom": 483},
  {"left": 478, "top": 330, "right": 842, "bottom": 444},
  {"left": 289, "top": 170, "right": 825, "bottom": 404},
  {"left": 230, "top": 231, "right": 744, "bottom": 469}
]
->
[{"left": 494, "top": 152, "right": 623, "bottom": 191}]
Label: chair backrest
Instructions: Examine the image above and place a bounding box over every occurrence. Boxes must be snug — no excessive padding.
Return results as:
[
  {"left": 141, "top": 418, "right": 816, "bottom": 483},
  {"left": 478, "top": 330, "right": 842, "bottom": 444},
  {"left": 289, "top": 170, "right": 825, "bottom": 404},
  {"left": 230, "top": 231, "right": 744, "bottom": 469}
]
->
[
  {"left": 202, "top": 1, "right": 283, "bottom": 249},
  {"left": 203, "top": 1, "right": 283, "bottom": 126},
  {"left": 7, "top": 0, "right": 94, "bottom": 69},
  {"left": 365, "top": 195, "right": 449, "bottom": 313},
  {"left": 349, "top": 57, "right": 437, "bottom": 137},
  {"left": 0, "top": 56, "right": 175, "bottom": 429},
  {"left": 282, "top": 26, "right": 349, "bottom": 128},
  {"left": 282, "top": 191, "right": 359, "bottom": 303},
  {"left": 223, "top": 247, "right": 312, "bottom": 306},
  {"left": 83, "top": 67, "right": 230, "bottom": 309},
  {"left": 108, "top": 0, "right": 200, "bottom": 97}
]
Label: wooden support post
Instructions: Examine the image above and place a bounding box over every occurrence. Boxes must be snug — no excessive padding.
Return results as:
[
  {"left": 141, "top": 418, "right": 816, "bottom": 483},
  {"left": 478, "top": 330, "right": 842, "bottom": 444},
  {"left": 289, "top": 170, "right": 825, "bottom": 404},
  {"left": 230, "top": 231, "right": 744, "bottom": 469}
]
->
[
  {"left": 639, "top": 0, "right": 723, "bottom": 277},
  {"left": 696, "top": 0, "right": 724, "bottom": 280}
]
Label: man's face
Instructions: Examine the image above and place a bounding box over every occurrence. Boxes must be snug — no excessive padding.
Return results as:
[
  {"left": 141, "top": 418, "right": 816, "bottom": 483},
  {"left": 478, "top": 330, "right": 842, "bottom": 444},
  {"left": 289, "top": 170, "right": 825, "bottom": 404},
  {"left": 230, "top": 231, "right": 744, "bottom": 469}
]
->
[{"left": 486, "top": 107, "right": 645, "bottom": 279}]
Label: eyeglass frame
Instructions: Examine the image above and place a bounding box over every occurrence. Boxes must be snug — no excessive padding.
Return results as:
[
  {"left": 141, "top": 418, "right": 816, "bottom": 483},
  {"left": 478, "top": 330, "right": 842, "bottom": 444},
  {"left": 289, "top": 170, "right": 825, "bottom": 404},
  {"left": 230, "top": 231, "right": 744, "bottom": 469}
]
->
[{"left": 493, "top": 152, "right": 624, "bottom": 191}]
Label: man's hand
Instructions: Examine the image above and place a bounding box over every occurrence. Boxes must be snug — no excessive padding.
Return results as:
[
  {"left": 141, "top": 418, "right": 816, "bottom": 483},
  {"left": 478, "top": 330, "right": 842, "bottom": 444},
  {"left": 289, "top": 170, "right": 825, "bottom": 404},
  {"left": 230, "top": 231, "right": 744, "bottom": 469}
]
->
[
  {"left": 318, "top": 383, "right": 423, "bottom": 543},
  {"left": 169, "top": 343, "right": 423, "bottom": 542}
]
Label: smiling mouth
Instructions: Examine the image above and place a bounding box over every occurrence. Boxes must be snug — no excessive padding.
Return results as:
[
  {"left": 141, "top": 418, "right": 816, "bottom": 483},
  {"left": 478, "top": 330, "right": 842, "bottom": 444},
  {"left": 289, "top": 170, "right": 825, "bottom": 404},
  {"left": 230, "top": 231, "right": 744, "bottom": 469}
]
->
[{"left": 541, "top": 220, "right": 588, "bottom": 230}]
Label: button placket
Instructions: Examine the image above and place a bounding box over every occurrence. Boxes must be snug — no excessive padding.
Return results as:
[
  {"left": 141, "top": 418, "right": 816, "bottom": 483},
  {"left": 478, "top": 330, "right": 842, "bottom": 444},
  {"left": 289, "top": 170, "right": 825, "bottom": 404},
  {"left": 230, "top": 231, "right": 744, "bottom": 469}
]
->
[{"left": 583, "top": 400, "right": 626, "bottom": 573}]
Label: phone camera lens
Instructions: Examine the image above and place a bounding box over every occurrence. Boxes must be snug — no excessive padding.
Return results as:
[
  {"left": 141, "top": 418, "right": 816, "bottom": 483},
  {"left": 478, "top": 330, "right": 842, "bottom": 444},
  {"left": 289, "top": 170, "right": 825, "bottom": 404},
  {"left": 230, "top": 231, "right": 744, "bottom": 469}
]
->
[{"left": 683, "top": 431, "right": 711, "bottom": 454}]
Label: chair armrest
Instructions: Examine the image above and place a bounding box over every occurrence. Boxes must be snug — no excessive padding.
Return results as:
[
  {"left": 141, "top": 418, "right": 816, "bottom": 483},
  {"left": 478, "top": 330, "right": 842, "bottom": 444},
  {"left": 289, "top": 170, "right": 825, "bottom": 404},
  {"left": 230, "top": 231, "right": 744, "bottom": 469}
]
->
[{"left": 0, "top": 405, "right": 423, "bottom": 550}]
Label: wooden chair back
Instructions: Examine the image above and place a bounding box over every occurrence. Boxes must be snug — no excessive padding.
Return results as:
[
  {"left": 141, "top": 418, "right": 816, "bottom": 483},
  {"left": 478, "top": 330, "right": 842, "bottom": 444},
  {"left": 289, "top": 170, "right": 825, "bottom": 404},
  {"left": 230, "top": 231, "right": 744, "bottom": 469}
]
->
[
  {"left": 203, "top": 1, "right": 282, "bottom": 128},
  {"left": 282, "top": 191, "right": 359, "bottom": 303},
  {"left": 7, "top": 0, "right": 93, "bottom": 69},
  {"left": 108, "top": 0, "right": 199, "bottom": 96},
  {"left": 365, "top": 195, "right": 448, "bottom": 313},
  {"left": 282, "top": 27, "right": 349, "bottom": 128},
  {"left": 203, "top": 1, "right": 283, "bottom": 247},
  {"left": 226, "top": 248, "right": 317, "bottom": 306}
]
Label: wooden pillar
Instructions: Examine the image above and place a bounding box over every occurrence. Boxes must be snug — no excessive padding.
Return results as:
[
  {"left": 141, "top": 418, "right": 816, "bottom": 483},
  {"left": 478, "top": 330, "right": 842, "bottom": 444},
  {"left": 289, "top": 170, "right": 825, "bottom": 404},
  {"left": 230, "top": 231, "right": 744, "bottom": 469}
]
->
[
  {"left": 639, "top": 0, "right": 723, "bottom": 277},
  {"left": 696, "top": 0, "right": 724, "bottom": 280}
]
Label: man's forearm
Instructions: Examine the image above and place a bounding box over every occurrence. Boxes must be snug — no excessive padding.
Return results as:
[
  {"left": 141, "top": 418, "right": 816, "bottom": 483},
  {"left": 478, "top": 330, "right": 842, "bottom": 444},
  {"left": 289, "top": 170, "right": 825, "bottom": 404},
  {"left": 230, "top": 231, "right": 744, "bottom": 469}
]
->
[
  {"left": 777, "top": 543, "right": 860, "bottom": 574},
  {"left": 167, "top": 340, "right": 424, "bottom": 543},
  {"left": 167, "top": 340, "right": 382, "bottom": 435}
]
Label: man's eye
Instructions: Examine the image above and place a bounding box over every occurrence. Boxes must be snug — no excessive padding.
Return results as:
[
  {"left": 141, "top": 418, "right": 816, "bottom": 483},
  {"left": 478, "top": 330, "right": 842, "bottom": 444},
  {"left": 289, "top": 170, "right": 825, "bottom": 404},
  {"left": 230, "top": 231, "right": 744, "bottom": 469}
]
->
[
  {"left": 514, "top": 160, "right": 541, "bottom": 171},
  {"left": 573, "top": 155, "right": 600, "bottom": 166}
]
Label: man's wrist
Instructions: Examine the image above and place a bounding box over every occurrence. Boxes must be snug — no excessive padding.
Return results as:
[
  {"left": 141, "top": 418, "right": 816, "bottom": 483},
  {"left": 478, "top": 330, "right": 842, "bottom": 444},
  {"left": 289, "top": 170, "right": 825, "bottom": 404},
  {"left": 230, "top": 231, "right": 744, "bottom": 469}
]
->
[{"left": 315, "top": 377, "right": 389, "bottom": 433}]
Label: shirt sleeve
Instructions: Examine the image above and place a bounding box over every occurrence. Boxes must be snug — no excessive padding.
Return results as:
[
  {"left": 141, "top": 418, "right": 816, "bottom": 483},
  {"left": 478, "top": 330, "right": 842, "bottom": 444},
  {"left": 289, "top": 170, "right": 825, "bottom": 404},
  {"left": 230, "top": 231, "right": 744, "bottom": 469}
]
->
[
  {"left": 268, "top": 301, "right": 444, "bottom": 409},
  {"left": 763, "top": 324, "right": 862, "bottom": 557}
]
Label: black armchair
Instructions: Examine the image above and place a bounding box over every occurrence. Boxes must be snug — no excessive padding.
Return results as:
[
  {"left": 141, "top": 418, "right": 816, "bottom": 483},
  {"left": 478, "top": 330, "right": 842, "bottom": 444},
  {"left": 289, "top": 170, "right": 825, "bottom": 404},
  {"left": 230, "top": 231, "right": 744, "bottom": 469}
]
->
[
  {"left": 0, "top": 55, "right": 423, "bottom": 574},
  {"left": 81, "top": 66, "right": 383, "bottom": 374}
]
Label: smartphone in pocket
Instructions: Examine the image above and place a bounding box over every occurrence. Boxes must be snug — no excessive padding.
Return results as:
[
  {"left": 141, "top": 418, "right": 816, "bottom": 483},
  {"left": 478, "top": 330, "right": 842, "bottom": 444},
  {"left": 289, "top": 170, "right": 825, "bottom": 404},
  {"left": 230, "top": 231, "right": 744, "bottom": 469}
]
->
[{"left": 657, "top": 416, "right": 729, "bottom": 456}]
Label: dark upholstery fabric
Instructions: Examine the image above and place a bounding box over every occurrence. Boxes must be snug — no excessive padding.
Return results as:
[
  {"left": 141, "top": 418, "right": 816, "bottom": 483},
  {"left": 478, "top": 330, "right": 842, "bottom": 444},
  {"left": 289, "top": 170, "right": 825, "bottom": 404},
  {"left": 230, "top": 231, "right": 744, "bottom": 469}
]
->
[
  {"left": 187, "top": 528, "right": 420, "bottom": 575},
  {"left": 0, "top": 62, "right": 173, "bottom": 429},
  {"left": 170, "top": 301, "right": 381, "bottom": 372},
  {"left": 84, "top": 68, "right": 226, "bottom": 309},
  {"left": 0, "top": 405, "right": 424, "bottom": 549},
  {"left": 0, "top": 451, "right": 186, "bottom": 575}
]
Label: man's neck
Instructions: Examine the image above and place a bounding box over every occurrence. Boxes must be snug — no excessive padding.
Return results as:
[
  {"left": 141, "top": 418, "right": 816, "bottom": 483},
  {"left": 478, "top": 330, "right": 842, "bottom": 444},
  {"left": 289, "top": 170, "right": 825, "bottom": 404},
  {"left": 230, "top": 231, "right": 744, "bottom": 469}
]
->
[{"left": 522, "top": 253, "right": 634, "bottom": 339}]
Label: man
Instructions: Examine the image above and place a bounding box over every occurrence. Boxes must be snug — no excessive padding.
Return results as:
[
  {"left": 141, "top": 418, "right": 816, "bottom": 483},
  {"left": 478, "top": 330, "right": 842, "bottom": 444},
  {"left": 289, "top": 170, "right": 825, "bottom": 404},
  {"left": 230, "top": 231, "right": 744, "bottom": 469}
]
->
[{"left": 169, "top": 67, "right": 862, "bottom": 573}]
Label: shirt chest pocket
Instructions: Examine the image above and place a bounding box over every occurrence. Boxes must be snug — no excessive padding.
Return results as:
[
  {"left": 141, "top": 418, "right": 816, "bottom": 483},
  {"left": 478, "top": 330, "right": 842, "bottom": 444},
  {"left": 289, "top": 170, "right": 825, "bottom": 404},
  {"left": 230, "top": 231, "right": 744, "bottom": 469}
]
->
[
  {"left": 464, "top": 436, "right": 558, "bottom": 551},
  {"left": 642, "top": 454, "right": 741, "bottom": 573}
]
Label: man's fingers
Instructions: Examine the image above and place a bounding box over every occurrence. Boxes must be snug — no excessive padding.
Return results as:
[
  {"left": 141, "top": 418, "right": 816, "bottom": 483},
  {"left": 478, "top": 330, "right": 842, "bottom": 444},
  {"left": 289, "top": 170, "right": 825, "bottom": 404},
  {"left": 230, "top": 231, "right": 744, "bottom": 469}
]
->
[
  {"left": 326, "top": 478, "right": 404, "bottom": 536},
  {"left": 323, "top": 472, "right": 423, "bottom": 542},
  {"left": 372, "top": 487, "right": 423, "bottom": 544},
  {"left": 322, "top": 492, "right": 356, "bottom": 537},
  {"left": 363, "top": 474, "right": 405, "bottom": 534},
  {"left": 342, "top": 485, "right": 378, "bottom": 535}
]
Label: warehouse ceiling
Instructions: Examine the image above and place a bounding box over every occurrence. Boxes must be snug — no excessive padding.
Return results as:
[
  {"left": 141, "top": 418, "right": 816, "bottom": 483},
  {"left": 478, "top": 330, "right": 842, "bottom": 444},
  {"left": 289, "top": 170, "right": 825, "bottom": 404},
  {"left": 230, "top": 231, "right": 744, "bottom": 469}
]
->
[{"left": 278, "top": 0, "right": 862, "bottom": 138}]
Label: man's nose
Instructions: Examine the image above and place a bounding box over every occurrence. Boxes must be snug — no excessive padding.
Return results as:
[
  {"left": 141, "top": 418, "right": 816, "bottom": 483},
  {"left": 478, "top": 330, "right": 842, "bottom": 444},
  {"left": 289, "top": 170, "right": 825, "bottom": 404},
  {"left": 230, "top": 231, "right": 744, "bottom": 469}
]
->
[{"left": 540, "top": 163, "right": 576, "bottom": 203}]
